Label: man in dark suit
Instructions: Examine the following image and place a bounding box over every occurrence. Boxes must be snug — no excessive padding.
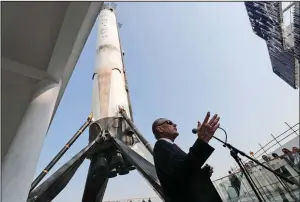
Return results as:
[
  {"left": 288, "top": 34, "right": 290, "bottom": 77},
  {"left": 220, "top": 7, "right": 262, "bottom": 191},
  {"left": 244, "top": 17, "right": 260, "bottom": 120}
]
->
[{"left": 153, "top": 112, "right": 223, "bottom": 202}]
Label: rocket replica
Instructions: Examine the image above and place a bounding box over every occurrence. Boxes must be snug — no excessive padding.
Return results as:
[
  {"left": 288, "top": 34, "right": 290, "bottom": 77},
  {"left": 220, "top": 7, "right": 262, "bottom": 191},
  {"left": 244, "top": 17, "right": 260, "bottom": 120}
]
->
[{"left": 27, "top": 4, "right": 165, "bottom": 202}]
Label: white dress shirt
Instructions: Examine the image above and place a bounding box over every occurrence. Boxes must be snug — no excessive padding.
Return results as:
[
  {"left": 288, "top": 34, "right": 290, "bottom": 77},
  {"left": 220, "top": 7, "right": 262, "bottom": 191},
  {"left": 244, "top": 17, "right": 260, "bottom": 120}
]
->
[{"left": 159, "top": 138, "right": 174, "bottom": 144}]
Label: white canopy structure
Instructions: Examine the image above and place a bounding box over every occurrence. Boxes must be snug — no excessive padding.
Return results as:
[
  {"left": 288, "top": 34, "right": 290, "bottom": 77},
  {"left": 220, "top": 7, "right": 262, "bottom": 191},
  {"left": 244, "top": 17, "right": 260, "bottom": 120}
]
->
[{"left": 1, "top": 2, "right": 103, "bottom": 202}]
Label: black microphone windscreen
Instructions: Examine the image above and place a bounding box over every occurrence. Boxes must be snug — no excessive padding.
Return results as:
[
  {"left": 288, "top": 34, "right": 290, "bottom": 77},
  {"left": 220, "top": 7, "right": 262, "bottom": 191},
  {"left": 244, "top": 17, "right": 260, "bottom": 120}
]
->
[{"left": 192, "top": 128, "right": 197, "bottom": 134}]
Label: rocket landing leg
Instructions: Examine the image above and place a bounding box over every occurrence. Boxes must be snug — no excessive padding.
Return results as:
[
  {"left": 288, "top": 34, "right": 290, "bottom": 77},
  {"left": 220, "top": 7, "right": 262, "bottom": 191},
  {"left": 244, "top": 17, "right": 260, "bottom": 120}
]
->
[
  {"left": 81, "top": 159, "right": 109, "bottom": 202},
  {"left": 27, "top": 116, "right": 167, "bottom": 202}
]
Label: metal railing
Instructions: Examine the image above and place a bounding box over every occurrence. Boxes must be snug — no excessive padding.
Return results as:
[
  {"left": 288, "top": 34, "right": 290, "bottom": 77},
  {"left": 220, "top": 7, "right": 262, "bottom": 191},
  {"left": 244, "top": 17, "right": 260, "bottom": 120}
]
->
[
  {"left": 213, "top": 153, "right": 300, "bottom": 202},
  {"left": 253, "top": 122, "right": 299, "bottom": 159},
  {"left": 103, "top": 196, "right": 161, "bottom": 202},
  {"left": 239, "top": 122, "right": 299, "bottom": 166}
]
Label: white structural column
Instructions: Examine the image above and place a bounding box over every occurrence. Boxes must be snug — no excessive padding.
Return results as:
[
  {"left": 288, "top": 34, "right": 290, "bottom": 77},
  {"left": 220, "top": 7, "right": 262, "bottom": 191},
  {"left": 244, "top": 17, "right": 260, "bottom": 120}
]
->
[
  {"left": 1, "top": 2, "right": 103, "bottom": 202},
  {"left": 2, "top": 80, "right": 62, "bottom": 202},
  {"left": 92, "top": 7, "right": 131, "bottom": 121}
]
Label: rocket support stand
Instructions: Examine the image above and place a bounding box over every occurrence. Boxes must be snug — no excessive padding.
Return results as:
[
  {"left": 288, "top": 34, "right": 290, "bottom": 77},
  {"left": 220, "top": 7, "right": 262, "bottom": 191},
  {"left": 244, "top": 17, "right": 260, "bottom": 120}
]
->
[
  {"left": 29, "top": 113, "right": 93, "bottom": 192},
  {"left": 118, "top": 106, "right": 153, "bottom": 154},
  {"left": 27, "top": 112, "right": 167, "bottom": 202}
]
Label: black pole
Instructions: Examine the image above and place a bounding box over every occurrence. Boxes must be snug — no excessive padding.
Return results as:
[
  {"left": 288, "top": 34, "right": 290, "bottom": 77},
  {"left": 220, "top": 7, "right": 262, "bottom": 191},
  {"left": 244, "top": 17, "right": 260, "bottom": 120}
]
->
[
  {"left": 29, "top": 113, "right": 93, "bottom": 192},
  {"left": 230, "top": 150, "right": 265, "bottom": 202},
  {"left": 239, "top": 161, "right": 268, "bottom": 202},
  {"left": 118, "top": 106, "right": 153, "bottom": 154},
  {"left": 212, "top": 136, "right": 300, "bottom": 187},
  {"left": 244, "top": 160, "right": 274, "bottom": 201}
]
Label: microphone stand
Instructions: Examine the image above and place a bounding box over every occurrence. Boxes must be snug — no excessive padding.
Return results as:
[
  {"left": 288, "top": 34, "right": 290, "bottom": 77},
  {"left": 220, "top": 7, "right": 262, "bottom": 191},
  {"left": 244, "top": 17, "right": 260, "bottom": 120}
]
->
[
  {"left": 212, "top": 136, "right": 265, "bottom": 202},
  {"left": 211, "top": 129, "right": 300, "bottom": 202}
]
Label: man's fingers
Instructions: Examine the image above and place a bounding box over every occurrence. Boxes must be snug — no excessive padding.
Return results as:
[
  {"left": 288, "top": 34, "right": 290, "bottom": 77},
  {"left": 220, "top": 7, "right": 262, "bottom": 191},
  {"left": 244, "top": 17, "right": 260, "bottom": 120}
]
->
[
  {"left": 203, "top": 112, "right": 210, "bottom": 124},
  {"left": 208, "top": 114, "right": 217, "bottom": 125},
  {"left": 198, "top": 112, "right": 220, "bottom": 143},
  {"left": 213, "top": 123, "right": 220, "bottom": 132},
  {"left": 197, "top": 121, "right": 201, "bottom": 128},
  {"left": 197, "top": 121, "right": 201, "bottom": 132},
  {"left": 211, "top": 117, "right": 220, "bottom": 127}
]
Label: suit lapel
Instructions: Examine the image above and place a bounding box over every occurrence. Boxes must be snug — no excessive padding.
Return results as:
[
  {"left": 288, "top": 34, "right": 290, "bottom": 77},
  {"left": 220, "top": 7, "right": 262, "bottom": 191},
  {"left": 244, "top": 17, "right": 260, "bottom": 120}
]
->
[{"left": 173, "top": 144, "right": 187, "bottom": 156}]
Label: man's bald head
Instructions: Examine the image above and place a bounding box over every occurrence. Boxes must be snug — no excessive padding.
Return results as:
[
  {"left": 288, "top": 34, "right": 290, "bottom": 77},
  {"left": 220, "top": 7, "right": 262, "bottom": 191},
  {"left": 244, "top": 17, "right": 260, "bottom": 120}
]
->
[{"left": 152, "top": 118, "right": 178, "bottom": 141}]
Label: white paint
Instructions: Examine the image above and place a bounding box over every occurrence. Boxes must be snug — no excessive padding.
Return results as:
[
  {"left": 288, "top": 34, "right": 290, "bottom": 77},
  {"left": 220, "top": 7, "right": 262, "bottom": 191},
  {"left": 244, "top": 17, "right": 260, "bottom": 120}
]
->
[
  {"left": 93, "top": 8, "right": 130, "bottom": 120},
  {"left": 93, "top": 8, "right": 151, "bottom": 161},
  {"left": 92, "top": 75, "right": 101, "bottom": 120},
  {"left": 2, "top": 80, "right": 61, "bottom": 202}
]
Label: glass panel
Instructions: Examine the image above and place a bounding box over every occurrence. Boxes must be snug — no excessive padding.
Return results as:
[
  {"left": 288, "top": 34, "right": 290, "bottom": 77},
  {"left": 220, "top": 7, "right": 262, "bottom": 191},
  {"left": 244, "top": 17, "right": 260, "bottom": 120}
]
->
[{"left": 213, "top": 152, "right": 300, "bottom": 202}]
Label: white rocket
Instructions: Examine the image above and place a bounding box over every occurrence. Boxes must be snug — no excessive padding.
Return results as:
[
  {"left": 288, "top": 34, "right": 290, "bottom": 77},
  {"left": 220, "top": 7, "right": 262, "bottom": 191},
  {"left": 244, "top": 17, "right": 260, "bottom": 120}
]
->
[
  {"left": 92, "top": 5, "right": 129, "bottom": 120},
  {"left": 92, "top": 5, "right": 153, "bottom": 163}
]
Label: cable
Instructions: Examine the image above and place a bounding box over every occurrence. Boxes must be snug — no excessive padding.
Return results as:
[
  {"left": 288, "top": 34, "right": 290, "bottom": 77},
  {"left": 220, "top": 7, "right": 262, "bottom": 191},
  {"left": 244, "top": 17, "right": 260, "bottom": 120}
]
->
[{"left": 216, "top": 127, "right": 228, "bottom": 147}]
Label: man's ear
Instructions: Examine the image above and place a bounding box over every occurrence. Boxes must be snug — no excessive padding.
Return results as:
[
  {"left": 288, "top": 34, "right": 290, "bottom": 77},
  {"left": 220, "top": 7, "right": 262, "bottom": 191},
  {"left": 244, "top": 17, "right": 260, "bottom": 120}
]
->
[{"left": 156, "top": 126, "right": 163, "bottom": 133}]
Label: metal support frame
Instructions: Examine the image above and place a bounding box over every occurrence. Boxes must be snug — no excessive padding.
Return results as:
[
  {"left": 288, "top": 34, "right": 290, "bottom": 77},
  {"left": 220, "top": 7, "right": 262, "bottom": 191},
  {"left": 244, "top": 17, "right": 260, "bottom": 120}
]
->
[
  {"left": 27, "top": 111, "right": 166, "bottom": 202},
  {"left": 118, "top": 106, "right": 153, "bottom": 154},
  {"left": 30, "top": 113, "right": 93, "bottom": 192}
]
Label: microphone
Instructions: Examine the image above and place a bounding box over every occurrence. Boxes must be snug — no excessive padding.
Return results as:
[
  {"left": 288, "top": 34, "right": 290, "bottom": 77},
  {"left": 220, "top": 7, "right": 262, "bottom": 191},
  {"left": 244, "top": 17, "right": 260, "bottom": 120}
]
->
[{"left": 192, "top": 127, "right": 227, "bottom": 147}]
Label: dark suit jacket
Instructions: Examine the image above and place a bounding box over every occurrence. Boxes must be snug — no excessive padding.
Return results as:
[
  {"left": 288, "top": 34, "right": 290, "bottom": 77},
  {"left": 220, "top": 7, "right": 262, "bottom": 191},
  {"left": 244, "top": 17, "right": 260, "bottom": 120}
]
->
[{"left": 153, "top": 138, "right": 223, "bottom": 202}]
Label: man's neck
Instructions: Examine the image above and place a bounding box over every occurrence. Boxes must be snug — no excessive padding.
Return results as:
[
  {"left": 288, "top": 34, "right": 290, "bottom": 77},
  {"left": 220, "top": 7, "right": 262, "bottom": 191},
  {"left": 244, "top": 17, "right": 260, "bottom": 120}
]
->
[{"left": 159, "top": 138, "right": 174, "bottom": 144}]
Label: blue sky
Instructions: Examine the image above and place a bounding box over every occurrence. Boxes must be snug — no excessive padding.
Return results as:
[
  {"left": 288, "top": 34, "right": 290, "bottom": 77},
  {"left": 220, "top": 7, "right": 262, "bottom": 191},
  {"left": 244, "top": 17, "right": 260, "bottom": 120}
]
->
[{"left": 35, "top": 2, "right": 299, "bottom": 201}]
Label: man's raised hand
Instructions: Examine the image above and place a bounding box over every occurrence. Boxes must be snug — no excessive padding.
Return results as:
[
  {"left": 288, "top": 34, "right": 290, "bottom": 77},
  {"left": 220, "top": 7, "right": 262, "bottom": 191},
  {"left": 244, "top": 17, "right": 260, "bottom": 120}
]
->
[{"left": 197, "top": 112, "right": 220, "bottom": 143}]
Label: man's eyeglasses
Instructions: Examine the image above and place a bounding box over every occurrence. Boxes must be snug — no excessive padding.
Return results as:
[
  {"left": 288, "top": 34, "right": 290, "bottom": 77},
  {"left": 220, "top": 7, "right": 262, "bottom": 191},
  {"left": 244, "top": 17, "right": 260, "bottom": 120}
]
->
[{"left": 157, "top": 120, "right": 174, "bottom": 126}]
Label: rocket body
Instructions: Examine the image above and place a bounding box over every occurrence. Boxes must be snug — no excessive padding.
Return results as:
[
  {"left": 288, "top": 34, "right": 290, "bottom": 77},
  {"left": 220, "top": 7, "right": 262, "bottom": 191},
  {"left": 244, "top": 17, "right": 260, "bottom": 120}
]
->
[
  {"left": 91, "top": 6, "right": 152, "bottom": 162},
  {"left": 92, "top": 7, "right": 130, "bottom": 121}
]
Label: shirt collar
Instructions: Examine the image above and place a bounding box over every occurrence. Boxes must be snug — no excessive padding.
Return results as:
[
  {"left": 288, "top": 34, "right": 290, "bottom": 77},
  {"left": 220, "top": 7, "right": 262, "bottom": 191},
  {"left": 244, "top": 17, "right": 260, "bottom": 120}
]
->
[{"left": 159, "top": 138, "right": 174, "bottom": 144}]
